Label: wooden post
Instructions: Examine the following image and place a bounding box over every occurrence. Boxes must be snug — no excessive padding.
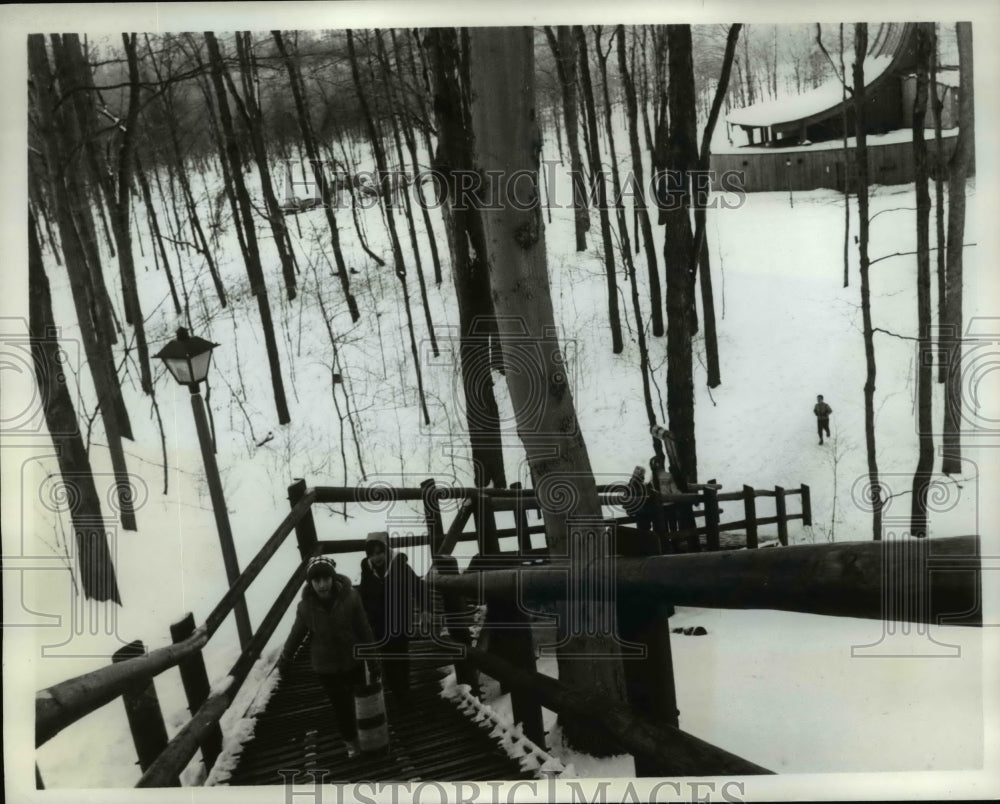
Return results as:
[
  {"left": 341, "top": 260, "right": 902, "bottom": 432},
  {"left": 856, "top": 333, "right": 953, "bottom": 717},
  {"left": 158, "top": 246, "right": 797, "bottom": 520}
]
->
[
  {"left": 288, "top": 479, "right": 318, "bottom": 560},
  {"left": 617, "top": 531, "right": 679, "bottom": 776},
  {"left": 433, "top": 554, "right": 480, "bottom": 694},
  {"left": 486, "top": 593, "right": 545, "bottom": 748},
  {"left": 775, "top": 486, "right": 789, "bottom": 546},
  {"left": 112, "top": 641, "right": 176, "bottom": 782},
  {"left": 703, "top": 486, "right": 720, "bottom": 551},
  {"left": 510, "top": 482, "right": 532, "bottom": 554},
  {"left": 743, "top": 485, "right": 758, "bottom": 549},
  {"left": 800, "top": 484, "right": 812, "bottom": 526},
  {"left": 169, "top": 613, "right": 222, "bottom": 770},
  {"left": 474, "top": 492, "right": 501, "bottom": 555},
  {"left": 421, "top": 477, "right": 445, "bottom": 557}
]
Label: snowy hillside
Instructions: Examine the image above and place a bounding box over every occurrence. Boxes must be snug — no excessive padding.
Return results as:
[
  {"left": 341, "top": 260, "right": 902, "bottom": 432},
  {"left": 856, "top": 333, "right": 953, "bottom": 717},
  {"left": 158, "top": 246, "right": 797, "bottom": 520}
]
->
[{"left": 2, "top": 12, "right": 996, "bottom": 801}]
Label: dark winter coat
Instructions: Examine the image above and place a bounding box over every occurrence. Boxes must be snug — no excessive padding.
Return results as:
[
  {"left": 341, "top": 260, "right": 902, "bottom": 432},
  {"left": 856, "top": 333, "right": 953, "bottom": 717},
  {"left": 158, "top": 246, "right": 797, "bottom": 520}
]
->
[
  {"left": 814, "top": 402, "right": 833, "bottom": 419},
  {"left": 280, "top": 573, "right": 375, "bottom": 674},
  {"left": 359, "top": 532, "right": 427, "bottom": 644}
]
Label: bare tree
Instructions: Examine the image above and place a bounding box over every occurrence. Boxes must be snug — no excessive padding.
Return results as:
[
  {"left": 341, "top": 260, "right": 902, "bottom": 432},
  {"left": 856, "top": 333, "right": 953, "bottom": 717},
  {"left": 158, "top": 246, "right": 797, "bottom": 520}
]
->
[
  {"left": 941, "top": 22, "right": 974, "bottom": 476},
  {"left": 469, "top": 26, "right": 627, "bottom": 755},
  {"left": 544, "top": 25, "right": 590, "bottom": 252},
  {"left": 224, "top": 32, "right": 298, "bottom": 301},
  {"left": 347, "top": 28, "right": 431, "bottom": 425},
  {"left": 30, "top": 210, "right": 123, "bottom": 603},
  {"left": 29, "top": 34, "right": 137, "bottom": 532},
  {"left": 910, "top": 23, "right": 935, "bottom": 538},
  {"left": 660, "top": 25, "right": 700, "bottom": 482},
  {"left": 852, "top": 23, "right": 884, "bottom": 540},
  {"left": 576, "top": 26, "right": 624, "bottom": 355},
  {"left": 426, "top": 26, "right": 507, "bottom": 489},
  {"left": 691, "top": 23, "right": 741, "bottom": 390},
  {"left": 616, "top": 26, "right": 663, "bottom": 337},
  {"left": 204, "top": 31, "right": 291, "bottom": 425}
]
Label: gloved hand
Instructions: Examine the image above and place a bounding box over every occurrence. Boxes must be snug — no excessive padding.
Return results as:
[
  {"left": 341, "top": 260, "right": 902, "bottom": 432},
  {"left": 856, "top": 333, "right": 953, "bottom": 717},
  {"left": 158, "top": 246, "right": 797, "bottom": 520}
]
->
[{"left": 368, "top": 660, "right": 382, "bottom": 682}]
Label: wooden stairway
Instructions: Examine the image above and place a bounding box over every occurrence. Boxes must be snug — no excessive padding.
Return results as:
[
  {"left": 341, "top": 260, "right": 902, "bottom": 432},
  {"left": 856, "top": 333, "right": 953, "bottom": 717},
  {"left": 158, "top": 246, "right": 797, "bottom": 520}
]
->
[{"left": 224, "top": 637, "right": 535, "bottom": 784}]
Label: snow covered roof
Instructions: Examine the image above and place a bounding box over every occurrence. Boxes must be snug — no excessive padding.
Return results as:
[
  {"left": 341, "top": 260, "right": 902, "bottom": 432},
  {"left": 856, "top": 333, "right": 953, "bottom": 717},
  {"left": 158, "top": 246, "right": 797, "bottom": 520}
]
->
[{"left": 727, "top": 55, "right": 894, "bottom": 128}]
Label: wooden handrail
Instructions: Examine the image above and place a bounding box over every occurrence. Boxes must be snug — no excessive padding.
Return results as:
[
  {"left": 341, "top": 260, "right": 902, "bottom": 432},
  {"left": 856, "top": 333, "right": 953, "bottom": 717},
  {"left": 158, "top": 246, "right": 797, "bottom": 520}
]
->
[
  {"left": 429, "top": 536, "right": 981, "bottom": 625},
  {"left": 137, "top": 563, "right": 307, "bottom": 787},
  {"left": 33, "top": 476, "right": 827, "bottom": 783},
  {"left": 35, "top": 491, "right": 315, "bottom": 748},
  {"left": 36, "top": 625, "right": 209, "bottom": 748}
]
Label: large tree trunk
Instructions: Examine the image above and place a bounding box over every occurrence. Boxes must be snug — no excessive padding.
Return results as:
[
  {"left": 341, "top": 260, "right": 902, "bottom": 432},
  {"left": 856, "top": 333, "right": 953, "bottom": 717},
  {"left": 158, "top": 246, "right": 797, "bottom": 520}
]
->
[
  {"left": 616, "top": 26, "right": 663, "bottom": 338},
  {"left": 661, "top": 25, "right": 699, "bottom": 483},
  {"left": 469, "top": 26, "right": 626, "bottom": 755},
  {"left": 853, "top": 23, "right": 884, "bottom": 540},
  {"left": 575, "top": 26, "right": 624, "bottom": 355},
  {"left": 30, "top": 211, "right": 123, "bottom": 604},
  {"left": 426, "top": 27, "right": 506, "bottom": 489},
  {"left": 204, "top": 32, "right": 291, "bottom": 425},
  {"left": 910, "top": 24, "right": 935, "bottom": 538},
  {"left": 942, "top": 22, "right": 974, "bottom": 476}
]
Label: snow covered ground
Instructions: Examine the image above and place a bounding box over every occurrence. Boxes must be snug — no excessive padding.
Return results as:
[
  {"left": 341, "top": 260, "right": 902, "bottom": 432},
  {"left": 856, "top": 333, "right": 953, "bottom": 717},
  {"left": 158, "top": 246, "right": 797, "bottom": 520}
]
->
[{"left": 3, "top": 7, "right": 999, "bottom": 802}]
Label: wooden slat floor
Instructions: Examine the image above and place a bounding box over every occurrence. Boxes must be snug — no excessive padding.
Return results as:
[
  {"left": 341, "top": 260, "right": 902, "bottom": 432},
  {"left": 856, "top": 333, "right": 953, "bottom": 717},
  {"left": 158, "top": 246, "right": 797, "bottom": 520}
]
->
[{"left": 225, "top": 636, "right": 534, "bottom": 785}]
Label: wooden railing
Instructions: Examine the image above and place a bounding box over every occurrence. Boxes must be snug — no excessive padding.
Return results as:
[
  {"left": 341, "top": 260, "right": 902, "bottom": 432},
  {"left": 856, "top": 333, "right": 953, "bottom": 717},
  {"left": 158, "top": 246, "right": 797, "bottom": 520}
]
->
[{"left": 34, "top": 477, "right": 980, "bottom": 786}]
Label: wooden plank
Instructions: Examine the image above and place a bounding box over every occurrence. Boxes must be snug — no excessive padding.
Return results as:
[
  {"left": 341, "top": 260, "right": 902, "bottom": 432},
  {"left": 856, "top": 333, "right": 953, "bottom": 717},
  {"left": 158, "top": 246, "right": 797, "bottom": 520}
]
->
[
  {"left": 112, "top": 641, "right": 174, "bottom": 781},
  {"left": 743, "top": 485, "right": 759, "bottom": 549},
  {"left": 801, "top": 484, "right": 812, "bottom": 526},
  {"left": 287, "top": 479, "right": 318, "bottom": 560},
  {"left": 510, "top": 482, "right": 532, "bottom": 554},
  {"left": 703, "top": 486, "right": 721, "bottom": 551},
  {"left": 436, "top": 499, "right": 474, "bottom": 556},
  {"left": 421, "top": 478, "right": 446, "bottom": 557},
  {"left": 170, "top": 613, "right": 222, "bottom": 770},
  {"left": 775, "top": 486, "right": 789, "bottom": 547}
]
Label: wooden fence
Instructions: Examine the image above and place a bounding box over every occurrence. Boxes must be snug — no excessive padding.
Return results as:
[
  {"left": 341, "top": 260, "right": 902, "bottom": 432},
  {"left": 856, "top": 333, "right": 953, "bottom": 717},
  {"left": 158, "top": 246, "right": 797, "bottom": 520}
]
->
[{"left": 34, "top": 477, "right": 981, "bottom": 786}]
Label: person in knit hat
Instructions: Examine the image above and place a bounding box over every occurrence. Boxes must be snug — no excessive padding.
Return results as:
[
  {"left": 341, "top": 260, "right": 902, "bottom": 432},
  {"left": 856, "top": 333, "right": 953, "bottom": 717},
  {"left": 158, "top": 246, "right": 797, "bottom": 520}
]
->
[
  {"left": 278, "top": 555, "right": 376, "bottom": 757},
  {"left": 359, "top": 531, "right": 430, "bottom": 708}
]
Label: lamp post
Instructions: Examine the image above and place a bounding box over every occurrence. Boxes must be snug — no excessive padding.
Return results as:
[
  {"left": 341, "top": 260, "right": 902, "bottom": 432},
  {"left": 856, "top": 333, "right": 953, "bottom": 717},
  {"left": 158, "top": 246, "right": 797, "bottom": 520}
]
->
[
  {"left": 155, "top": 327, "right": 253, "bottom": 650},
  {"left": 785, "top": 157, "right": 795, "bottom": 208}
]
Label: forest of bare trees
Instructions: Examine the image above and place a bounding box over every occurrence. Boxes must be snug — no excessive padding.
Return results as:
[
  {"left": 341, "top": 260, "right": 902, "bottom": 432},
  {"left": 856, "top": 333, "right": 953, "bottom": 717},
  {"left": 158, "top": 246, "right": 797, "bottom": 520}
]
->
[{"left": 26, "top": 22, "right": 976, "bottom": 750}]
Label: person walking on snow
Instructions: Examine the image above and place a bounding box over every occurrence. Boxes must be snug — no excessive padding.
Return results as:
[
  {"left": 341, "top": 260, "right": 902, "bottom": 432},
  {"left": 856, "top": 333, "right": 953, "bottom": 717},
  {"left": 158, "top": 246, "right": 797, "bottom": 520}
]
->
[
  {"left": 359, "top": 531, "right": 431, "bottom": 709},
  {"left": 278, "top": 556, "right": 376, "bottom": 758},
  {"left": 814, "top": 395, "right": 832, "bottom": 444}
]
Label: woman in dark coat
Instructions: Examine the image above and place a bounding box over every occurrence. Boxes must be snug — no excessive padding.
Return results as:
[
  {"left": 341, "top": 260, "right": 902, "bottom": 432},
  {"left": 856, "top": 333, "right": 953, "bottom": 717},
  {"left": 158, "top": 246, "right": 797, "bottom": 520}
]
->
[
  {"left": 359, "top": 531, "right": 429, "bottom": 708},
  {"left": 278, "top": 556, "right": 375, "bottom": 757}
]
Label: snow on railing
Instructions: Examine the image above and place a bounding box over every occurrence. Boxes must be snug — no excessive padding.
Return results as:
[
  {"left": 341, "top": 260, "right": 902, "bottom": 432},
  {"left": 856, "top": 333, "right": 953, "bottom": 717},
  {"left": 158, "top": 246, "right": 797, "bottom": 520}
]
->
[{"left": 440, "top": 677, "right": 575, "bottom": 779}]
